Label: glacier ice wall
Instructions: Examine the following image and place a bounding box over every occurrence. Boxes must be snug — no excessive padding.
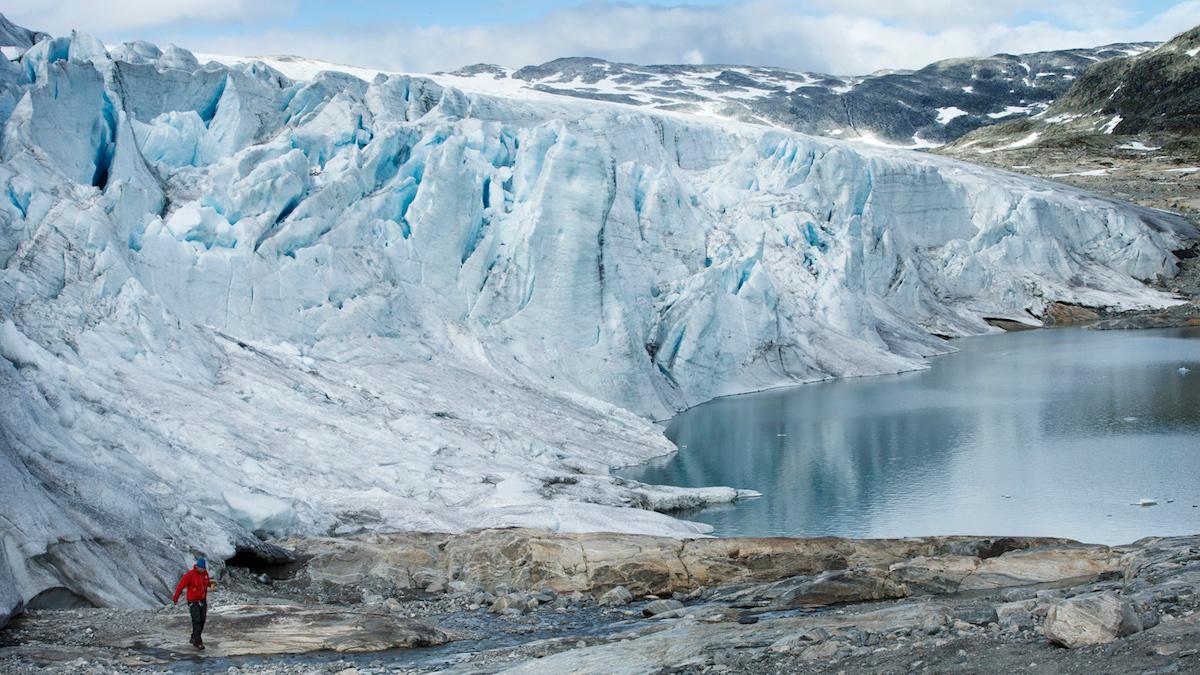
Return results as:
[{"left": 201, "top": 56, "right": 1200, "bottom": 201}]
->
[{"left": 0, "top": 32, "right": 1195, "bottom": 623}]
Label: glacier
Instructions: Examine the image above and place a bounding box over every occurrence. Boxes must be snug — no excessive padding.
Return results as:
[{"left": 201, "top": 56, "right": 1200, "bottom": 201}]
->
[{"left": 0, "top": 29, "right": 1196, "bottom": 625}]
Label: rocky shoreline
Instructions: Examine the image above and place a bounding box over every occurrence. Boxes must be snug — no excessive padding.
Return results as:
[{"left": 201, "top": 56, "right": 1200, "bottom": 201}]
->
[{"left": 1, "top": 529, "right": 1196, "bottom": 673}]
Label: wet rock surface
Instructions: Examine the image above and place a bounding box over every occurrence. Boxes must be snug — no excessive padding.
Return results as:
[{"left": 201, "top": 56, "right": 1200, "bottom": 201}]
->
[{"left": 0, "top": 530, "right": 1196, "bottom": 674}]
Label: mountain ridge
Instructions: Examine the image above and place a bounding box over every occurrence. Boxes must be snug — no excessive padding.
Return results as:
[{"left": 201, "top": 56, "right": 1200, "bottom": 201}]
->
[{"left": 939, "top": 24, "right": 1200, "bottom": 220}]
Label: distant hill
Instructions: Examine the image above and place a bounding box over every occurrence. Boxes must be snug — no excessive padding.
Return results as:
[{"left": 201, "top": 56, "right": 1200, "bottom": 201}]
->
[{"left": 440, "top": 43, "right": 1155, "bottom": 148}]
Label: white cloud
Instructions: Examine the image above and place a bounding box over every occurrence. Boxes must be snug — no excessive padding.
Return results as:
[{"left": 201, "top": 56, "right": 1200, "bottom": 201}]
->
[
  {"left": 802, "top": 0, "right": 1140, "bottom": 30},
  {"left": 8, "top": 0, "right": 1200, "bottom": 75},
  {"left": 4, "top": 0, "right": 294, "bottom": 35}
]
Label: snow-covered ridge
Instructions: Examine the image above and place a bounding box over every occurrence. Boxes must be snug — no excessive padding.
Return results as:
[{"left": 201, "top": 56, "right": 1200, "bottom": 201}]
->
[{"left": 0, "top": 30, "right": 1194, "bottom": 624}]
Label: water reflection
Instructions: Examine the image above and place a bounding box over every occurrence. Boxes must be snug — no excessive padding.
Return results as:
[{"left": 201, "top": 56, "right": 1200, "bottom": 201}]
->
[{"left": 624, "top": 327, "right": 1200, "bottom": 544}]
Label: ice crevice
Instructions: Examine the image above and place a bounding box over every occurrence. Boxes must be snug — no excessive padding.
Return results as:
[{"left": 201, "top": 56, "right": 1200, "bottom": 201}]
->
[{"left": 0, "top": 33, "right": 1197, "bottom": 627}]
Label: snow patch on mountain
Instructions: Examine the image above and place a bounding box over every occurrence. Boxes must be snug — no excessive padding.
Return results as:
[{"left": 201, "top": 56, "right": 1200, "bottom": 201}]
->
[{"left": 936, "top": 107, "right": 968, "bottom": 124}]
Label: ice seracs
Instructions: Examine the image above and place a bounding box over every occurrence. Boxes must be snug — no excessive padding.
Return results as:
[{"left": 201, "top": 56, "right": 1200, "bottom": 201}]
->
[{"left": 0, "top": 28, "right": 1196, "bottom": 627}]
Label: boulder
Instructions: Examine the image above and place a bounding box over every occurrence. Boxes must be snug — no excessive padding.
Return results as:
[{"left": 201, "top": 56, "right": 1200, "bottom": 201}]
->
[
  {"left": 995, "top": 600, "right": 1035, "bottom": 630},
  {"left": 952, "top": 605, "right": 999, "bottom": 626},
  {"left": 491, "top": 593, "right": 532, "bottom": 614},
  {"left": 597, "top": 585, "right": 634, "bottom": 606},
  {"left": 643, "top": 599, "right": 684, "bottom": 616},
  {"left": 1043, "top": 592, "right": 1142, "bottom": 648}
]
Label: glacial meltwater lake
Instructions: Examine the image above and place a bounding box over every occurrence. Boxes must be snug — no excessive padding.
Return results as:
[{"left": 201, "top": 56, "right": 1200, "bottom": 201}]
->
[{"left": 624, "top": 327, "right": 1200, "bottom": 545}]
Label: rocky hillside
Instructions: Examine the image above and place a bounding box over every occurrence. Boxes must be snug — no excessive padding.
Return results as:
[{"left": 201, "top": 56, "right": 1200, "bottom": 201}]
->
[
  {"left": 1037, "top": 25, "right": 1200, "bottom": 136},
  {"left": 939, "top": 25, "right": 1200, "bottom": 219},
  {"left": 440, "top": 43, "right": 1154, "bottom": 148}
]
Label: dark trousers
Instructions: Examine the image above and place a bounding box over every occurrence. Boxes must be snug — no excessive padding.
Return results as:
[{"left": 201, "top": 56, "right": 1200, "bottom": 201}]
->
[{"left": 188, "top": 600, "right": 207, "bottom": 645}]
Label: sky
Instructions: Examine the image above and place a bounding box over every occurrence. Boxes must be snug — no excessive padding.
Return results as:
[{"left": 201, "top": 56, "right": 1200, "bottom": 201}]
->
[{"left": 7, "top": 0, "right": 1200, "bottom": 75}]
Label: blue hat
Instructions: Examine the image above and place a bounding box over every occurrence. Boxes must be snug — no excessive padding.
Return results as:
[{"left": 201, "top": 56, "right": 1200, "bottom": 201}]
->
[{"left": 196, "top": 557, "right": 207, "bottom": 569}]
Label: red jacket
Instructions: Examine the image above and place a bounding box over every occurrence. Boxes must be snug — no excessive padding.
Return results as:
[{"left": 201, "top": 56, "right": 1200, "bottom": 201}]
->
[{"left": 173, "top": 567, "right": 211, "bottom": 603}]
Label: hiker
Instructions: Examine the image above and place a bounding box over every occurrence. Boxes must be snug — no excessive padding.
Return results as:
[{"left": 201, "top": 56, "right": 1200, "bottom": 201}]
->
[{"left": 172, "top": 557, "right": 215, "bottom": 649}]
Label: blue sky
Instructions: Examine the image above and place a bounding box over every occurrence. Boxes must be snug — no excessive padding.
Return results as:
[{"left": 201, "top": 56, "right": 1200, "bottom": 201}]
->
[{"left": 8, "top": 1, "right": 1200, "bottom": 74}]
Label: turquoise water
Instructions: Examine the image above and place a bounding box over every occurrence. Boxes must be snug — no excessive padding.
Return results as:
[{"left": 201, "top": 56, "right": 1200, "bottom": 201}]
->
[{"left": 624, "top": 327, "right": 1200, "bottom": 545}]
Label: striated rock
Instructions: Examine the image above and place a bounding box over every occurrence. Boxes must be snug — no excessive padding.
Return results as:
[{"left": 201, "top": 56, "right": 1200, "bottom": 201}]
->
[
  {"left": 113, "top": 604, "right": 450, "bottom": 656},
  {"left": 289, "top": 530, "right": 1083, "bottom": 601},
  {"left": 1118, "top": 535, "right": 1200, "bottom": 588},
  {"left": 890, "top": 545, "right": 1120, "bottom": 593},
  {"left": 503, "top": 601, "right": 958, "bottom": 673},
  {"left": 1044, "top": 591, "right": 1143, "bottom": 648},
  {"left": 453, "top": 530, "right": 688, "bottom": 596},
  {"left": 772, "top": 569, "right": 908, "bottom": 609},
  {"left": 652, "top": 604, "right": 741, "bottom": 623}
]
